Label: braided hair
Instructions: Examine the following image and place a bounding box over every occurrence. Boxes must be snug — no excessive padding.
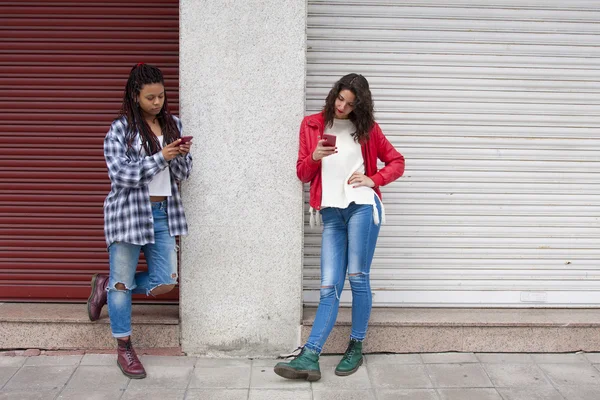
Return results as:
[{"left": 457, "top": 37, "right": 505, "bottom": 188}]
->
[
  {"left": 119, "top": 63, "right": 179, "bottom": 155},
  {"left": 323, "top": 73, "right": 375, "bottom": 143}
]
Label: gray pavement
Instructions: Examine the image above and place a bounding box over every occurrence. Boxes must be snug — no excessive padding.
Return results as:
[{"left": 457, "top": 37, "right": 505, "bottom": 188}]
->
[{"left": 1, "top": 352, "right": 600, "bottom": 399}]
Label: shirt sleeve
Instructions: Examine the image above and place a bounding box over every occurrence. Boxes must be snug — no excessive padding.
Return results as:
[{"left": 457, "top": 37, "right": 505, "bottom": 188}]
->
[
  {"left": 104, "top": 119, "right": 168, "bottom": 188},
  {"left": 296, "top": 118, "right": 321, "bottom": 183},
  {"left": 369, "top": 123, "right": 405, "bottom": 188},
  {"left": 169, "top": 116, "right": 193, "bottom": 181}
]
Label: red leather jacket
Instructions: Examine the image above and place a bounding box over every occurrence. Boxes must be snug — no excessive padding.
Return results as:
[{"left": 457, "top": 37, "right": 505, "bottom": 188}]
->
[{"left": 296, "top": 112, "right": 405, "bottom": 210}]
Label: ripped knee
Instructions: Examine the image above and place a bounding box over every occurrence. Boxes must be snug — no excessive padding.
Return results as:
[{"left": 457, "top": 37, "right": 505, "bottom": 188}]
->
[
  {"left": 150, "top": 284, "right": 176, "bottom": 296},
  {"left": 348, "top": 272, "right": 369, "bottom": 283},
  {"left": 319, "top": 284, "right": 339, "bottom": 300},
  {"left": 349, "top": 272, "right": 367, "bottom": 278},
  {"left": 113, "top": 282, "right": 128, "bottom": 291}
]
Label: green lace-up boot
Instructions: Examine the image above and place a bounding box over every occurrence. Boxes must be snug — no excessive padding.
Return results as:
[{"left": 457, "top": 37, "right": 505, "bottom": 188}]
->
[
  {"left": 335, "top": 339, "right": 363, "bottom": 376},
  {"left": 274, "top": 347, "right": 321, "bottom": 381}
]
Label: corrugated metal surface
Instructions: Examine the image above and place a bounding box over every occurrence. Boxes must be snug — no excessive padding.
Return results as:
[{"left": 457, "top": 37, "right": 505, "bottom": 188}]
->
[
  {"left": 304, "top": 0, "right": 600, "bottom": 307},
  {"left": 0, "top": 0, "right": 179, "bottom": 301}
]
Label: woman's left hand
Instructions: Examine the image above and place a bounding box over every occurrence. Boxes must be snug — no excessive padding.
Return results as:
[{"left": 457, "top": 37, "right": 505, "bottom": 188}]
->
[
  {"left": 179, "top": 141, "right": 192, "bottom": 155},
  {"left": 348, "top": 171, "right": 375, "bottom": 188}
]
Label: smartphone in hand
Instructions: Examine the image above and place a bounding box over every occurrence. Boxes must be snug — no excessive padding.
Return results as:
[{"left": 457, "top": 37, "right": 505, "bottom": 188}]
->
[
  {"left": 322, "top": 133, "right": 336, "bottom": 147},
  {"left": 179, "top": 136, "right": 193, "bottom": 145}
]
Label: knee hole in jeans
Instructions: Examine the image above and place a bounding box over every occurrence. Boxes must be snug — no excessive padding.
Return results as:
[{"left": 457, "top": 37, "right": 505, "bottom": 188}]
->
[
  {"left": 150, "top": 284, "right": 176, "bottom": 296},
  {"left": 320, "top": 285, "right": 340, "bottom": 300}
]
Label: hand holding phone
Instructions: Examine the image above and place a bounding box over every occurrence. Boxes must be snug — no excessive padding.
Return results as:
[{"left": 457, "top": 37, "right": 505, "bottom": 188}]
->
[
  {"left": 179, "top": 136, "right": 193, "bottom": 145},
  {"left": 322, "top": 133, "right": 336, "bottom": 147},
  {"left": 312, "top": 134, "right": 338, "bottom": 161}
]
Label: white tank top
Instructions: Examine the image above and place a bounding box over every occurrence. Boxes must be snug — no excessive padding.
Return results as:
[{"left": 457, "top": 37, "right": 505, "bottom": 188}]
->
[
  {"left": 147, "top": 135, "right": 172, "bottom": 196},
  {"left": 321, "top": 119, "right": 376, "bottom": 209}
]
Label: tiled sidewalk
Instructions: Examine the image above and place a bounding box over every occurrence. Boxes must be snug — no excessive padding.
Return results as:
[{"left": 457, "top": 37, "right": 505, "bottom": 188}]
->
[{"left": 1, "top": 352, "right": 600, "bottom": 399}]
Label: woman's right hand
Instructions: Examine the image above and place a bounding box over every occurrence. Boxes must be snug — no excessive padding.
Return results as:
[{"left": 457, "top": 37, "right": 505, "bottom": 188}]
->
[
  {"left": 312, "top": 139, "right": 337, "bottom": 161},
  {"left": 162, "top": 139, "right": 182, "bottom": 161}
]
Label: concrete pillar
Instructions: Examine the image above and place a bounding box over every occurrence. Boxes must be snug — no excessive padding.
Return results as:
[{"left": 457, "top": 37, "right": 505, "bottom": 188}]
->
[{"left": 179, "top": 0, "right": 306, "bottom": 356}]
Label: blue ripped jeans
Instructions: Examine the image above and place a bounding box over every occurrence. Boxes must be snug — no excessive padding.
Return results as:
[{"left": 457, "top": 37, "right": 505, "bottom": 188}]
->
[
  {"left": 305, "top": 196, "right": 382, "bottom": 354},
  {"left": 107, "top": 200, "right": 178, "bottom": 338}
]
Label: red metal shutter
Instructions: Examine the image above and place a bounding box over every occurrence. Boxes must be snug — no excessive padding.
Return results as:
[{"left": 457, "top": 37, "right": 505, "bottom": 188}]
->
[{"left": 0, "top": 0, "right": 180, "bottom": 301}]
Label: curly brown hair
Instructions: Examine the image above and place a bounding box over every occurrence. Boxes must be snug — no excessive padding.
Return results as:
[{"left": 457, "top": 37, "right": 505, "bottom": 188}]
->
[{"left": 323, "top": 73, "right": 375, "bottom": 143}]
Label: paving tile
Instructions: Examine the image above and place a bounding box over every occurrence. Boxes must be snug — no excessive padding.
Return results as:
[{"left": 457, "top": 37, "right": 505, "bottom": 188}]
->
[
  {"left": 366, "top": 354, "right": 422, "bottom": 365},
  {"left": 0, "top": 368, "right": 18, "bottom": 388},
  {"left": 185, "top": 389, "right": 249, "bottom": 400},
  {"left": 369, "top": 363, "right": 433, "bottom": 389},
  {"left": 437, "top": 388, "right": 502, "bottom": 400},
  {"left": 0, "top": 390, "right": 59, "bottom": 400},
  {"left": 190, "top": 365, "right": 251, "bottom": 389},
  {"left": 421, "top": 353, "right": 478, "bottom": 364},
  {"left": 555, "top": 385, "right": 600, "bottom": 400},
  {"left": 121, "top": 388, "right": 186, "bottom": 400},
  {"left": 138, "top": 355, "right": 197, "bottom": 367},
  {"left": 126, "top": 365, "right": 193, "bottom": 389},
  {"left": 496, "top": 387, "right": 565, "bottom": 400},
  {"left": 248, "top": 389, "right": 312, "bottom": 400},
  {"left": 195, "top": 358, "right": 252, "bottom": 368},
  {"left": 476, "top": 353, "right": 534, "bottom": 364},
  {"left": 250, "top": 366, "right": 310, "bottom": 389},
  {"left": 3, "top": 365, "right": 76, "bottom": 390},
  {"left": 251, "top": 359, "right": 280, "bottom": 368},
  {"left": 24, "top": 356, "right": 82, "bottom": 366},
  {"left": 584, "top": 352, "right": 600, "bottom": 364},
  {"left": 0, "top": 357, "right": 27, "bottom": 368},
  {"left": 483, "top": 363, "right": 552, "bottom": 387},
  {"left": 63, "top": 365, "right": 129, "bottom": 390},
  {"left": 318, "top": 355, "right": 344, "bottom": 367},
  {"left": 57, "top": 388, "right": 125, "bottom": 399},
  {"left": 538, "top": 363, "right": 600, "bottom": 386},
  {"left": 311, "top": 364, "right": 371, "bottom": 390},
  {"left": 79, "top": 354, "right": 116, "bottom": 366},
  {"left": 376, "top": 389, "right": 439, "bottom": 400},
  {"left": 426, "top": 363, "right": 492, "bottom": 388},
  {"left": 531, "top": 353, "right": 589, "bottom": 364},
  {"left": 313, "top": 389, "right": 376, "bottom": 400}
]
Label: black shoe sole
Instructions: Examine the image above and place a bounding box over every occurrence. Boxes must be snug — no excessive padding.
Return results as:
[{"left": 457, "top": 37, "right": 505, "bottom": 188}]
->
[
  {"left": 274, "top": 365, "right": 321, "bottom": 381},
  {"left": 335, "top": 357, "right": 363, "bottom": 376},
  {"left": 87, "top": 273, "right": 99, "bottom": 322},
  {"left": 117, "top": 360, "right": 147, "bottom": 379}
]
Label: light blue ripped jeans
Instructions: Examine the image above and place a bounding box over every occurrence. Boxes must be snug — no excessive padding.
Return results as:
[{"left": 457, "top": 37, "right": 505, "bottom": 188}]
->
[
  {"left": 305, "top": 195, "right": 382, "bottom": 354},
  {"left": 107, "top": 200, "right": 178, "bottom": 338}
]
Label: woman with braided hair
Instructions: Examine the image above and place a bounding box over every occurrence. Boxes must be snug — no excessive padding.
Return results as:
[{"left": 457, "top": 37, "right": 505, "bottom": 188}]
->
[
  {"left": 86, "top": 63, "right": 193, "bottom": 379},
  {"left": 274, "top": 73, "right": 404, "bottom": 381}
]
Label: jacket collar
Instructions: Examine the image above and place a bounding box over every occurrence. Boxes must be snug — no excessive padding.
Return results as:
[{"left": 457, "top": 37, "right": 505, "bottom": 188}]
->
[{"left": 306, "top": 112, "right": 325, "bottom": 130}]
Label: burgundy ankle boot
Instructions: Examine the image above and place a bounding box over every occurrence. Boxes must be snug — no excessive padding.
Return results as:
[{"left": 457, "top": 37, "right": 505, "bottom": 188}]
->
[
  {"left": 117, "top": 339, "right": 146, "bottom": 379},
  {"left": 87, "top": 273, "right": 109, "bottom": 321}
]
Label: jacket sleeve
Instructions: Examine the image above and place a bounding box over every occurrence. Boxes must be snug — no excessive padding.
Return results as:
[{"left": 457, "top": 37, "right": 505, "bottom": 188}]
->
[
  {"left": 296, "top": 118, "right": 321, "bottom": 183},
  {"left": 169, "top": 116, "right": 193, "bottom": 182},
  {"left": 369, "top": 123, "right": 405, "bottom": 188},
  {"left": 104, "top": 120, "right": 168, "bottom": 188}
]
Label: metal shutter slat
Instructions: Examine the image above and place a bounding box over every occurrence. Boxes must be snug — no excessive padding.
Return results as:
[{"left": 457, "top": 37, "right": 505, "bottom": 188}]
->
[
  {"left": 304, "top": 0, "right": 600, "bottom": 307},
  {"left": 0, "top": 0, "right": 179, "bottom": 302}
]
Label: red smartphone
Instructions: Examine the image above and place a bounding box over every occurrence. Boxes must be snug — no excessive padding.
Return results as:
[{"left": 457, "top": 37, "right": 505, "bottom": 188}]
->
[
  {"left": 179, "top": 136, "right": 193, "bottom": 145},
  {"left": 322, "top": 133, "right": 336, "bottom": 147}
]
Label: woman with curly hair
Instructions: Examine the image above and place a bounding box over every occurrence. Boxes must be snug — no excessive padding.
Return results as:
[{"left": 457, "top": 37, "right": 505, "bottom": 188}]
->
[{"left": 274, "top": 73, "right": 404, "bottom": 381}]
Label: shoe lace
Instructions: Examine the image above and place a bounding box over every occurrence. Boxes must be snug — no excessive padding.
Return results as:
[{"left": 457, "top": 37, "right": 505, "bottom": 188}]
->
[
  {"left": 341, "top": 341, "right": 357, "bottom": 361},
  {"left": 279, "top": 346, "right": 304, "bottom": 360},
  {"left": 119, "top": 340, "right": 136, "bottom": 363}
]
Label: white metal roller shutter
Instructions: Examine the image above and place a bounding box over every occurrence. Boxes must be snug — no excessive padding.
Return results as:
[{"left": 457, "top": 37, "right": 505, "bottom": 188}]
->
[{"left": 303, "top": 0, "right": 600, "bottom": 307}]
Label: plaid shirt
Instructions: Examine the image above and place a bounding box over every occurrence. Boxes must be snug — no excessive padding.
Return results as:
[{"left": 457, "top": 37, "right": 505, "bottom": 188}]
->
[{"left": 103, "top": 116, "right": 192, "bottom": 247}]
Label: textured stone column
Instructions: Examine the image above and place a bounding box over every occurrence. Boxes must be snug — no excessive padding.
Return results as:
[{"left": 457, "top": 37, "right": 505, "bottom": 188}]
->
[{"left": 179, "top": 0, "right": 306, "bottom": 356}]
